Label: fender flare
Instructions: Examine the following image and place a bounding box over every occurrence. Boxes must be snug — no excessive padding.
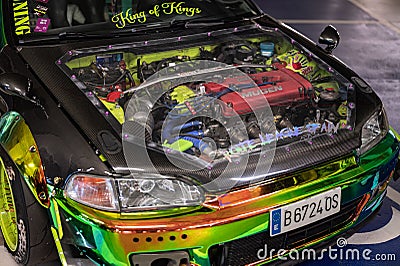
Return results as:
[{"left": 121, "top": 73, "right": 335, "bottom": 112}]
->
[{"left": 0, "top": 111, "right": 49, "bottom": 207}]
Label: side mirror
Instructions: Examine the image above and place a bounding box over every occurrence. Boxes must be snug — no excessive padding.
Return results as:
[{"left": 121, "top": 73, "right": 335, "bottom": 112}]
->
[
  {"left": 319, "top": 25, "right": 340, "bottom": 53},
  {"left": 0, "top": 73, "right": 32, "bottom": 99},
  {"left": 0, "top": 73, "right": 48, "bottom": 118}
]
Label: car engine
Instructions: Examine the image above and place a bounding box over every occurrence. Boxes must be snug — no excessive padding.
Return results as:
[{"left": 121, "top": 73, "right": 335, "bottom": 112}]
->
[{"left": 65, "top": 33, "right": 354, "bottom": 161}]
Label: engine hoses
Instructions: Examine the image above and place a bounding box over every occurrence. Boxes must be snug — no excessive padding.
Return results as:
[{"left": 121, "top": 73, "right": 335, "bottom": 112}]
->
[
  {"left": 171, "top": 121, "right": 202, "bottom": 132},
  {"left": 162, "top": 120, "right": 202, "bottom": 142},
  {"left": 179, "top": 136, "right": 214, "bottom": 157}
]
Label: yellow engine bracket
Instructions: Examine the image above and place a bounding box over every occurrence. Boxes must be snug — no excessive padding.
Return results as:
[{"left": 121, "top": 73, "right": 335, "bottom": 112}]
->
[{"left": 170, "top": 85, "right": 196, "bottom": 104}]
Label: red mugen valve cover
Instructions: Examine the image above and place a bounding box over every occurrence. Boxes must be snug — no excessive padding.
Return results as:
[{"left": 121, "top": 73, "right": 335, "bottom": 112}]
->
[{"left": 204, "top": 63, "right": 313, "bottom": 116}]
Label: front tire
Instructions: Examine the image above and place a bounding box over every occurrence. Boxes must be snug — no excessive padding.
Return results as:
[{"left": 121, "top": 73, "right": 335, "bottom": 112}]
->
[{"left": 0, "top": 156, "right": 58, "bottom": 265}]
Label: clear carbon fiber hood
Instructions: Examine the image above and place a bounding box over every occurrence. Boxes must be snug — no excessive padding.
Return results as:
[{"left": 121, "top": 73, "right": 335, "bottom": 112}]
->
[{"left": 58, "top": 24, "right": 356, "bottom": 168}]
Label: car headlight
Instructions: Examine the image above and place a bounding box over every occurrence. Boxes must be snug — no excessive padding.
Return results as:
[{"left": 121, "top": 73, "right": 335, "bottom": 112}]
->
[
  {"left": 117, "top": 176, "right": 204, "bottom": 211},
  {"left": 64, "top": 174, "right": 204, "bottom": 212},
  {"left": 359, "top": 109, "right": 388, "bottom": 155}
]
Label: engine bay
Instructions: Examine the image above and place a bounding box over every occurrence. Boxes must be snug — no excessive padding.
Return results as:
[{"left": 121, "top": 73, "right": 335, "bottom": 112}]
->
[{"left": 59, "top": 25, "right": 355, "bottom": 162}]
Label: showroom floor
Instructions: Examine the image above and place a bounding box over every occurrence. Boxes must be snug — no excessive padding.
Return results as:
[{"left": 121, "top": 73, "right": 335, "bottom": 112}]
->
[{"left": 1, "top": 0, "right": 399, "bottom": 265}]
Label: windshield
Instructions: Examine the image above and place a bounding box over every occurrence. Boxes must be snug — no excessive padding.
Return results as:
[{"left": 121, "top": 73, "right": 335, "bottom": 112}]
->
[{"left": 9, "top": 0, "right": 258, "bottom": 40}]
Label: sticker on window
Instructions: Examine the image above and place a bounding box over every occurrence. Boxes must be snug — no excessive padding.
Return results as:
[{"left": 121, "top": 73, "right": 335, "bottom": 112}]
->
[
  {"left": 34, "top": 4, "right": 48, "bottom": 16},
  {"left": 111, "top": 1, "right": 202, "bottom": 29},
  {"left": 34, "top": 18, "right": 51, "bottom": 33},
  {"left": 13, "top": 0, "right": 31, "bottom": 35}
]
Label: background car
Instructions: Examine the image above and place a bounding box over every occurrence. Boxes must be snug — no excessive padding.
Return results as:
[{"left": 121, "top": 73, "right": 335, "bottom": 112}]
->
[{"left": 0, "top": 0, "right": 399, "bottom": 265}]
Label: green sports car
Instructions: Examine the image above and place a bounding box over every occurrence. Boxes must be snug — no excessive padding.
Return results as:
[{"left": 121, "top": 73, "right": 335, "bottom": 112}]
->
[{"left": 0, "top": 0, "right": 399, "bottom": 265}]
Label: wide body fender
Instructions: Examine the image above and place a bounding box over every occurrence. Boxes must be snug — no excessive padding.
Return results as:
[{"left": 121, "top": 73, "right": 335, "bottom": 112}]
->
[{"left": 0, "top": 111, "right": 49, "bottom": 207}]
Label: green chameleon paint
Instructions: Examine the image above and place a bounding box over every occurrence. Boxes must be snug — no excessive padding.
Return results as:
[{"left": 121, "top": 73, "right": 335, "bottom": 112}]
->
[
  {"left": 49, "top": 130, "right": 399, "bottom": 265},
  {"left": 0, "top": 112, "right": 50, "bottom": 208}
]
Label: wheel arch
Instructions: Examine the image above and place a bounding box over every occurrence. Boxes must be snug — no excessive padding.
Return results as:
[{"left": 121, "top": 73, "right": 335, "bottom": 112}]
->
[{"left": 0, "top": 111, "right": 50, "bottom": 208}]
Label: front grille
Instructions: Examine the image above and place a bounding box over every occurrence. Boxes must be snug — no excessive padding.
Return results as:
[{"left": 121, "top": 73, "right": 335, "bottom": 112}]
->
[{"left": 210, "top": 198, "right": 361, "bottom": 266}]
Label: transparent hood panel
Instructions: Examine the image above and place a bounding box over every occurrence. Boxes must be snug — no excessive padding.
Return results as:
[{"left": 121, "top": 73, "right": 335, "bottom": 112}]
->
[{"left": 58, "top": 25, "right": 356, "bottom": 164}]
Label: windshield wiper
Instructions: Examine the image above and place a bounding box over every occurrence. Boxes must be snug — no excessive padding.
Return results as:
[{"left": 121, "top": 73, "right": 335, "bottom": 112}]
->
[
  {"left": 58, "top": 28, "right": 153, "bottom": 40},
  {"left": 58, "top": 31, "right": 115, "bottom": 40},
  {"left": 169, "top": 18, "right": 225, "bottom": 29},
  {"left": 20, "top": 31, "right": 128, "bottom": 44}
]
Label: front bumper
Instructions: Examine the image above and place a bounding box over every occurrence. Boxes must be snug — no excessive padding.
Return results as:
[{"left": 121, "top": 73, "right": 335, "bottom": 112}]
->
[{"left": 52, "top": 130, "right": 399, "bottom": 266}]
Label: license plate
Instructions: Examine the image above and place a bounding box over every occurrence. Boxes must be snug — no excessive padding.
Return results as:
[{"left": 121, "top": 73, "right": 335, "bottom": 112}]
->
[{"left": 270, "top": 187, "right": 341, "bottom": 236}]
